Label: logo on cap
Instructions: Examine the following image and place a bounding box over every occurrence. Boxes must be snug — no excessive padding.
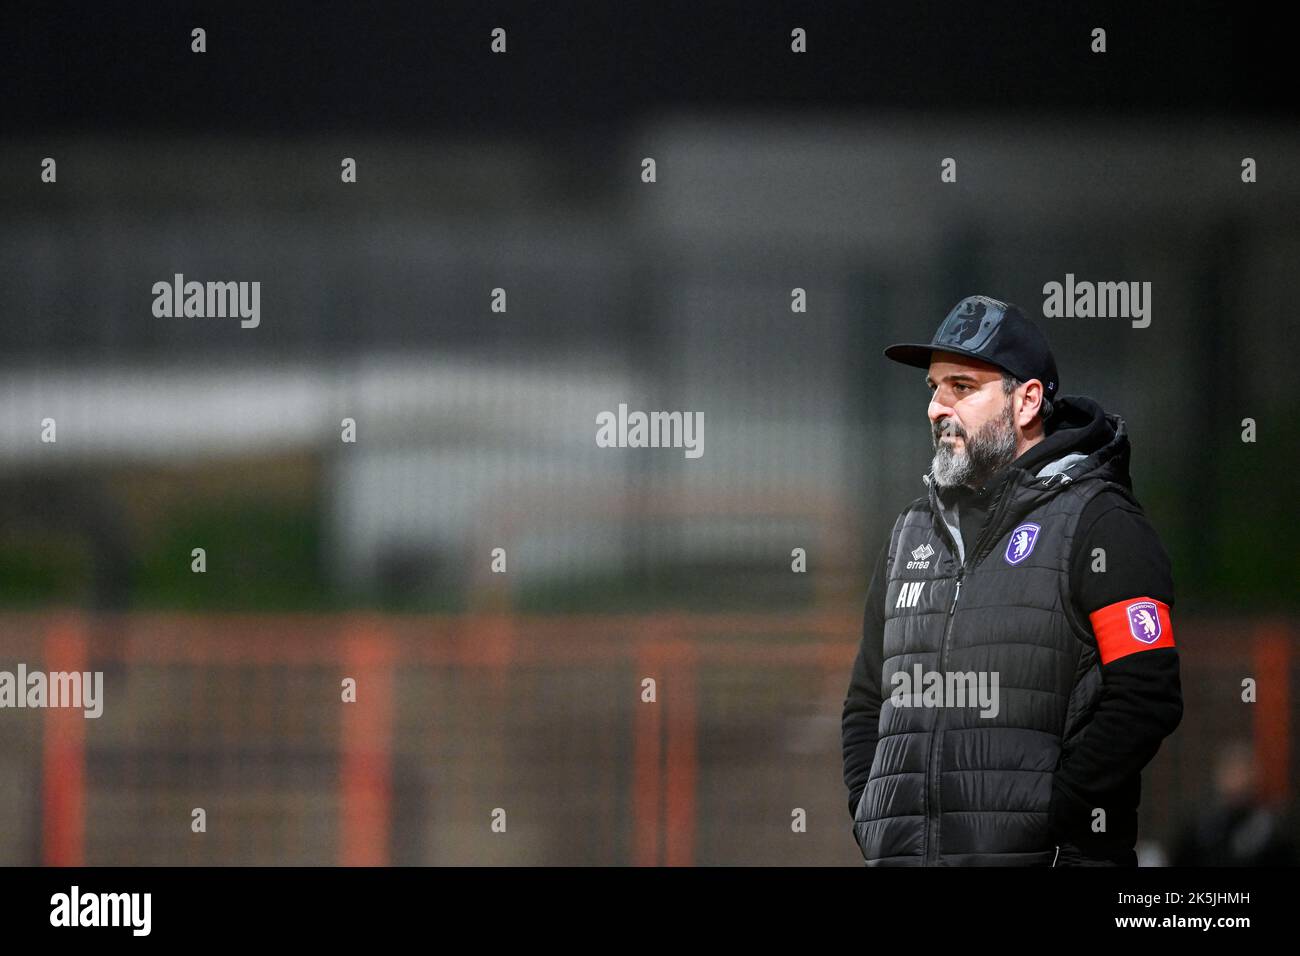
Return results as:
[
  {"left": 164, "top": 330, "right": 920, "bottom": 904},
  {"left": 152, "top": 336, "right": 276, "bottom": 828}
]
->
[
  {"left": 936, "top": 297, "right": 1004, "bottom": 352},
  {"left": 1126, "top": 601, "right": 1162, "bottom": 644},
  {"left": 1004, "top": 522, "right": 1041, "bottom": 565}
]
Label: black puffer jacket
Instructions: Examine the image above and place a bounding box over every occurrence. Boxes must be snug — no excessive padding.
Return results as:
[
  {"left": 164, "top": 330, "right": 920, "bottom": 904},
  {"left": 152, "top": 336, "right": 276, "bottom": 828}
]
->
[{"left": 841, "top": 396, "right": 1182, "bottom": 865}]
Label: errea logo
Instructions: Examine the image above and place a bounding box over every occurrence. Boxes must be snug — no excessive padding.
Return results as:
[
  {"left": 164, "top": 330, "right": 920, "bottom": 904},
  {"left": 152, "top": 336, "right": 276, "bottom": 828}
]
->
[{"left": 907, "top": 543, "right": 934, "bottom": 570}]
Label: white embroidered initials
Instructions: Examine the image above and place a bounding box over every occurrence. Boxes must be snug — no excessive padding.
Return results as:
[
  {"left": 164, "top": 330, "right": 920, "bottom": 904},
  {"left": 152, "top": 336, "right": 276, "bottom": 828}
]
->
[{"left": 895, "top": 581, "right": 926, "bottom": 609}]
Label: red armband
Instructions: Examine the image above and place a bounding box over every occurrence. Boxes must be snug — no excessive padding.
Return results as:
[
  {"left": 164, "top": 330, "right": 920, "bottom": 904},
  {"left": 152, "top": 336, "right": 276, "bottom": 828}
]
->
[{"left": 1088, "top": 596, "right": 1175, "bottom": 665}]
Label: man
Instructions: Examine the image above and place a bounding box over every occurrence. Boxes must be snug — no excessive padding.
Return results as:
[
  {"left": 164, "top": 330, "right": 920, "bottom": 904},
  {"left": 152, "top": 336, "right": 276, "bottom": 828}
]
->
[{"left": 841, "top": 294, "right": 1182, "bottom": 866}]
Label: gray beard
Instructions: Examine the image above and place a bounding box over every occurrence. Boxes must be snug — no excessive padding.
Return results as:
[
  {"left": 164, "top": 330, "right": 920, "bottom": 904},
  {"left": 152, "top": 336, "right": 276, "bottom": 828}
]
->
[{"left": 931, "top": 399, "right": 1019, "bottom": 491}]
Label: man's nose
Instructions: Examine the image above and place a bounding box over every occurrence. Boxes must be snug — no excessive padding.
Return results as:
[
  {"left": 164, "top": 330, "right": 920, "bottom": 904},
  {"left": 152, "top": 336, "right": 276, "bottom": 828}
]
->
[{"left": 928, "top": 397, "right": 953, "bottom": 426}]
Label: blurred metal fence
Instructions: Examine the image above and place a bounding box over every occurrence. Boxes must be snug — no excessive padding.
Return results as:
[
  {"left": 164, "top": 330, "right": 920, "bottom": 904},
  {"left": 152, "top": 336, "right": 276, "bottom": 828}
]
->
[{"left": 0, "top": 610, "right": 1292, "bottom": 865}]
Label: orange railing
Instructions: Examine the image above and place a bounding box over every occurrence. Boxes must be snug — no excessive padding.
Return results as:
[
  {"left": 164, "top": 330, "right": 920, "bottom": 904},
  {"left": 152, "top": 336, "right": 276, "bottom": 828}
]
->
[{"left": 2, "top": 611, "right": 1292, "bottom": 865}]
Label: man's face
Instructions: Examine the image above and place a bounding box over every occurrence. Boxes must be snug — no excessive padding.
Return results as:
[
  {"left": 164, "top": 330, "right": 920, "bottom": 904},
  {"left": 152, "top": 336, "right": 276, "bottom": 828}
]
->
[{"left": 925, "top": 353, "right": 1019, "bottom": 491}]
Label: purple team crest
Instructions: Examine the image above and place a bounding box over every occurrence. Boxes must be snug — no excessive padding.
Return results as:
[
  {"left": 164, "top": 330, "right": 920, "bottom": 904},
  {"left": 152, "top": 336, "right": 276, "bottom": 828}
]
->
[
  {"left": 1003, "top": 522, "right": 1041, "bottom": 565},
  {"left": 1126, "top": 601, "right": 1162, "bottom": 644}
]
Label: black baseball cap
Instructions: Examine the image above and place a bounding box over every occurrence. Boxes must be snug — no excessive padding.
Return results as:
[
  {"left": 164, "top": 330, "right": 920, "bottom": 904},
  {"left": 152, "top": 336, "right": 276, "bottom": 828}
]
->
[{"left": 883, "top": 294, "right": 1059, "bottom": 405}]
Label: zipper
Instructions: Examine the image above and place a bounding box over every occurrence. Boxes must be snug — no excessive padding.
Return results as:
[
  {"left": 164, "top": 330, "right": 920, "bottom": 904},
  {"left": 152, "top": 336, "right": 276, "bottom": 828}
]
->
[
  {"left": 920, "top": 471, "right": 1017, "bottom": 863},
  {"left": 922, "top": 564, "right": 964, "bottom": 865},
  {"left": 920, "top": 470, "right": 1073, "bottom": 865}
]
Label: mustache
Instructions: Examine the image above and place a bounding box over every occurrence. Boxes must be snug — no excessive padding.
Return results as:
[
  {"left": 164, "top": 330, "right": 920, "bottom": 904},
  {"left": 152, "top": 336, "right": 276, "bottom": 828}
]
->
[{"left": 934, "top": 420, "right": 965, "bottom": 442}]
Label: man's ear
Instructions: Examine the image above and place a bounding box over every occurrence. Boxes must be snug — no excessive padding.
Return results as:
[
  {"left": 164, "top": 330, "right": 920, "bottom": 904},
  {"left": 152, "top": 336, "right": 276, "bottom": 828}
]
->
[{"left": 1018, "top": 380, "right": 1044, "bottom": 428}]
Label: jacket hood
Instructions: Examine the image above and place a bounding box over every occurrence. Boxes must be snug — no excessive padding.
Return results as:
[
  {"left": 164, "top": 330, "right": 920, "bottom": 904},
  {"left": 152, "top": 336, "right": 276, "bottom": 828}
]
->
[{"left": 1021, "top": 394, "right": 1131, "bottom": 489}]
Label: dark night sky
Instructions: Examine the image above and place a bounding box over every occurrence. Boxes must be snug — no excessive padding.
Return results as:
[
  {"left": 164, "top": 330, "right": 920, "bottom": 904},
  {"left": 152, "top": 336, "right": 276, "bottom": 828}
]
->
[{"left": 0, "top": 1, "right": 1288, "bottom": 134}]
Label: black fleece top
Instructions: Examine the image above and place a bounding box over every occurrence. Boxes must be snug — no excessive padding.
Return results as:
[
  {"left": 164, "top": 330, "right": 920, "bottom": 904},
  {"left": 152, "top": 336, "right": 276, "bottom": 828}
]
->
[{"left": 842, "top": 396, "right": 1182, "bottom": 857}]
